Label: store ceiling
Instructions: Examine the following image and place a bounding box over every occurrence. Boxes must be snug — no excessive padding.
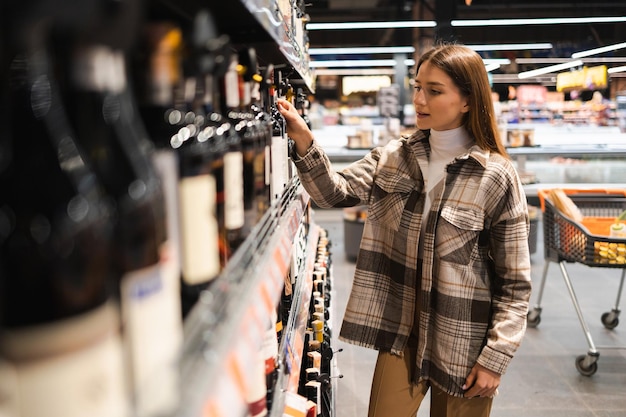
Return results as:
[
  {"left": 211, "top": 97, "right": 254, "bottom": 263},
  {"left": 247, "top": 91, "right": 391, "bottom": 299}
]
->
[{"left": 306, "top": 0, "right": 626, "bottom": 73}]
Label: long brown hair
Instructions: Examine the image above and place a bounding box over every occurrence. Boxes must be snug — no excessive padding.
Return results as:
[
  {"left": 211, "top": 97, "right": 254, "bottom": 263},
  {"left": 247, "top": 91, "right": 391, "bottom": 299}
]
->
[{"left": 416, "top": 44, "right": 508, "bottom": 157}]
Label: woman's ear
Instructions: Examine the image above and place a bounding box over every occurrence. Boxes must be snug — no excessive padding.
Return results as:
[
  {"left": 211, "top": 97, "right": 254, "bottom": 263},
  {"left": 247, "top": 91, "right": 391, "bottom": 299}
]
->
[{"left": 461, "top": 99, "right": 470, "bottom": 113}]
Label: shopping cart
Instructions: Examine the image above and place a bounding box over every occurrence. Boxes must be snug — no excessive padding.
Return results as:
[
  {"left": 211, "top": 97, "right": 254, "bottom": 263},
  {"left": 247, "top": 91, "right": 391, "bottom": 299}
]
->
[{"left": 527, "top": 188, "right": 626, "bottom": 376}]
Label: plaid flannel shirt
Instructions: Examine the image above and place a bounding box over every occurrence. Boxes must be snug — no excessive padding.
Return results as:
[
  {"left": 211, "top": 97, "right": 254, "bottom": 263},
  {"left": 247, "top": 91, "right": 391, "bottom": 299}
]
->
[{"left": 292, "top": 129, "right": 532, "bottom": 397}]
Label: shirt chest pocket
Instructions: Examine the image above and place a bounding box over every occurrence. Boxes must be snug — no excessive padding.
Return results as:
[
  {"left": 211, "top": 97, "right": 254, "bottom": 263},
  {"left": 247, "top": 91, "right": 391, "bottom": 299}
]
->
[
  {"left": 436, "top": 205, "right": 485, "bottom": 264},
  {"left": 367, "top": 171, "right": 416, "bottom": 231}
]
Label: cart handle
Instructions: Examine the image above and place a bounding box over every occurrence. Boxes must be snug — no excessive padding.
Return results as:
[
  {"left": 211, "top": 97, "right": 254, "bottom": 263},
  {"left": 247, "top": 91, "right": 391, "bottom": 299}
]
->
[{"left": 537, "top": 188, "right": 626, "bottom": 213}]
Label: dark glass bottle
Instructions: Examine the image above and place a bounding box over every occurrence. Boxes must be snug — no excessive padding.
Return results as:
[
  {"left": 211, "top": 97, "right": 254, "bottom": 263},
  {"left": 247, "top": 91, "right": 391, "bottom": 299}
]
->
[
  {"left": 131, "top": 20, "right": 188, "bottom": 415},
  {"left": 236, "top": 47, "right": 267, "bottom": 239},
  {"left": 174, "top": 10, "right": 227, "bottom": 316},
  {"left": 51, "top": 3, "right": 181, "bottom": 415},
  {"left": 268, "top": 69, "right": 288, "bottom": 205},
  {"left": 296, "top": 88, "right": 312, "bottom": 130},
  {"left": 219, "top": 53, "right": 246, "bottom": 254},
  {"left": 0, "top": 13, "right": 129, "bottom": 416},
  {"left": 189, "top": 11, "right": 240, "bottom": 269},
  {"left": 134, "top": 20, "right": 187, "bottom": 263},
  {"left": 250, "top": 66, "right": 273, "bottom": 220},
  {"left": 204, "top": 111, "right": 229, "bottom": 270},
  {"left": 174, "top": 120, "right": 223, "bottom": 316}
]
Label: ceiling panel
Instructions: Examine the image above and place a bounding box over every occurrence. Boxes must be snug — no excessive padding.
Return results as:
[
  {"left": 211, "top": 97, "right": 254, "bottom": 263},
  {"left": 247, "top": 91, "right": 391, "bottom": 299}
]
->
[{"left": 305, "top": 0, "right": 626, "bottom": 75}]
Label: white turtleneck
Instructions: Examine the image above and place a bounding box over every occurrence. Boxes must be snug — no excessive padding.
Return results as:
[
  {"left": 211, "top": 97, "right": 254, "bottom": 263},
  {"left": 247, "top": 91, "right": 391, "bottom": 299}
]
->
[{"left": 423, "top": 127, "right": 474, "bottom": 218}]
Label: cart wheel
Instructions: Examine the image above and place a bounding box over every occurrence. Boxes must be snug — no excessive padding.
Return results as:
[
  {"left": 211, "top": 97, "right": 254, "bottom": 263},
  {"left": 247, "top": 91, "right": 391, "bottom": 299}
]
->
[
  {"left": 575, "top": 354, "right": 598, "bottom": 377},
  {"left": 527, "top": 309, "right": 541, "bottom": 328},
  {"left": 601, "top": 311, "right": 619, "bottom": 330}
]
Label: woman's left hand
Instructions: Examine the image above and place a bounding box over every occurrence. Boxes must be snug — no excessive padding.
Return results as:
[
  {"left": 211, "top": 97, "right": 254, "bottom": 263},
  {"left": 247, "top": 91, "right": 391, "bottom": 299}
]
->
[{"left": 462, "top": 363, "right": 501, "bottom": 398}]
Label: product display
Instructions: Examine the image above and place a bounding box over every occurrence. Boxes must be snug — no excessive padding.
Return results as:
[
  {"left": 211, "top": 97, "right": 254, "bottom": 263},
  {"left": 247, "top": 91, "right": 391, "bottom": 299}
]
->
[
  {"left": 0, "top": 26, "right": 128, "bottom": 417},
  {"left": 1, "top": 2, "right": 182, "bottom": 416},
  {"left": 1, "top": 0, "right": 323, "bottom": 416}
]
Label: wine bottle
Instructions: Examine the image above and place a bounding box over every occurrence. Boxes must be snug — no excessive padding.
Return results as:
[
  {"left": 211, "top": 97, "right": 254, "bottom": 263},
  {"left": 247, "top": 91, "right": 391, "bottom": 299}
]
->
[
  {"left": 240, "top": 91, "right": 260, "bottom": 237},
  {"left": 188, "top": 10, "right": 239, "bottom": 268},
  {"left": 296, "top": 88, "right": 312, "bottom": 130},
  {"left": 0, "top": 18, "right": 128, "bottom": 417},
  {"left": 268, "top": 69, "right": 289, "bottom": 205},
  {"left": 283, "top": 80, "right": 298, "bottom": 180},
  {"left": 174, "top": 10, "right": 228, "bottom": 315},
  {"left": 220, "top": 53, "right": 246, "bottom": 253},
  {"left": 54, "top": 4, "right": 182, "bottom": 414},
  {"left": 173, "top": 96, "right": 222, "bottom": 316},
  {"left": 204, "top": 112, "right": 229, "bottom": 269},
  {"left": 250, "top": 65, "right": 273, "bottom": 220},
  {"left": 132, "top": 20, "right": 190, "bottom": 415},
  {"left": 235, "top": 47, "right": 270, "bottom": 240},
  {"left": 134, "top": 21, "right": 186, "bottom": 275}
]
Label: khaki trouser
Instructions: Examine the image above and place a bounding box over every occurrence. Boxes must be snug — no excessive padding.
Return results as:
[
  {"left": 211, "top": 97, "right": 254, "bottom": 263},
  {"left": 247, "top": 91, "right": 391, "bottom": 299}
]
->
[{"left": 368, "top": 348, "right": 493, "bottom": 417}]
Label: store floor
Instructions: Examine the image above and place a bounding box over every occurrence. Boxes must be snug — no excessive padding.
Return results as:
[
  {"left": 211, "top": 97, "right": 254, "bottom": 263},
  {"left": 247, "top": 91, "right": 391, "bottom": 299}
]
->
[{"left": 313, "top": 208, "right": 626, "bottom": 417}]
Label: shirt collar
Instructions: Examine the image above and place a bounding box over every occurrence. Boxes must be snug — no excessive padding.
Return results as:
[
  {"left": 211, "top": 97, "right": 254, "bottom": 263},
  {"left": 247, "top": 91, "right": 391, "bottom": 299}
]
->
[{"left": 406, "top": 130, "right": 490, "bottom": 169}]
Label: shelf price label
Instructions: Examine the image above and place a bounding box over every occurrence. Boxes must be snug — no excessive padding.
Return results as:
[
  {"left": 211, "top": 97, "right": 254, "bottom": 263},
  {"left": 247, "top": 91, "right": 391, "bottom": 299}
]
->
[{"left": 202, "top": 353, "right": 247, "bottom": 417}]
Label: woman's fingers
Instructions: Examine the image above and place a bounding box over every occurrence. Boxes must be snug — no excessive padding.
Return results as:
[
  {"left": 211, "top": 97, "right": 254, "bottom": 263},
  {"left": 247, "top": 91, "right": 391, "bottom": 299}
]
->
[
  {"left": 276, "top": 98, "right": 314, "bottom": 156},
  {"left": 277, "top": 99, "right": 297, "bottom": 119},
  {"left": 463, "top": 364, "right": 500, "bottom": 398}
]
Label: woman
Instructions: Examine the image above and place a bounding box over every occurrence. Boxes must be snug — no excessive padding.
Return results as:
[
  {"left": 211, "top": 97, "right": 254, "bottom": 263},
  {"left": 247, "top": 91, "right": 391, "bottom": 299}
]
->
[{"left": 277, "top": 43, "right": 532, "bottom": 417}]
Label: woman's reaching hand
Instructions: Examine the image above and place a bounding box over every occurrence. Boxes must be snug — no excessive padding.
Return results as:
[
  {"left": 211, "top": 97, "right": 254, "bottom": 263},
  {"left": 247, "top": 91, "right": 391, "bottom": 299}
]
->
[{"left": 276, "top": 98, "right": 314, "bottom": 157}]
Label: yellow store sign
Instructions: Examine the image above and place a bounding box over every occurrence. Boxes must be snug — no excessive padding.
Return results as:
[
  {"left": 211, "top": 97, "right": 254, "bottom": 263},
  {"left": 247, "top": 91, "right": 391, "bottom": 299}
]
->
[{"left": 556, "top": 65, "right": 607, "bottom": 92}]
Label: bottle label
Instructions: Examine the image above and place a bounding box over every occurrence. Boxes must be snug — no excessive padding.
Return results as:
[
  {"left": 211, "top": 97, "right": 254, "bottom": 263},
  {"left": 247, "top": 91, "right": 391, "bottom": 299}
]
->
[
  {"left": 225, "top": 59, "right": 240, "bottom": 109},
  {"left": 224, "top": 151, "right": 245, "bottom": 230},
  {"left": 0, "top": 304, "right": 129, "bottom": 417},
  {"left": 284, "top": 392, "right": 308, "bottom": 417},
  {"left": 264, "top": 145, "right": 271, "bottom": 188},
  {"left": 254, "top": 148, "right": 268, "bottom": 217},
  {"left": 73, "top": 46, "right": 126, "bottom": 94},
  {"left": 120, "top": 261, "right": 182, "bottom": 416},
  {"left": 179, "top": 174, "right": 220, "bottom": 284},
  {"left": 271, "top": 135, "right": 286, "bottom": 201},
  {"left": 242, "top": 81, "right": 252, "bottom": 108}
]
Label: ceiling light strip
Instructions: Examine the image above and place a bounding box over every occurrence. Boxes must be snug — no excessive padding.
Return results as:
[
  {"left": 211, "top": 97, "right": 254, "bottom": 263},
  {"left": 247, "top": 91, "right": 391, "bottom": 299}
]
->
[
  {"left": 306, "top": 21, "right": 437, "bottom": 30},
  {"left": 309, "top": 44, "right": 552, "bottom": 55},
  {"left": 492, "top": 74, "right": 555, "bottom": 80},
  {"left": 452, "top": 16, "right": 626, "bottom": 27},
  {"left": 518, "top": 60, "right": 583, "bottom": 79},
  {"left": 608, "top": 66, "right": 626, "bottom": 74},
  {"left": 314, "top": 69, "right": 397, "bottom": 76},
  {"left": 311, "top": 58, "right": 506, "bottom": 68},
  {"left": 308, "top": 46, "right": 415, "bottom": 55},
  {"left": 467, "top": 43, "right": 553, "bottom": 51},
  {"left": 516, "top": 57, "right": 626, "bottom": 64},
  {"left": 572, "top": 42, "right": 626, "bottom": 58},
  {"left": 483, "top": 59, "right": 511, "bottom": 65},
  {"left": 484, "top": 63, "right": 501, "bottom": 72},
  {"left": 309, "top": 59, "right": 398, "bottom": 68}
]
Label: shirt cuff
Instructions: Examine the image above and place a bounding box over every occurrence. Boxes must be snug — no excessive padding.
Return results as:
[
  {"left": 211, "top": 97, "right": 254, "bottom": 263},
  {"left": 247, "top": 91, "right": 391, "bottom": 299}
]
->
[
  {"left": 289, "top": 139, "right": 314, "bottom": 160},
  {"left": 476, "top": 345, "right": 511, "bottom": 375}
]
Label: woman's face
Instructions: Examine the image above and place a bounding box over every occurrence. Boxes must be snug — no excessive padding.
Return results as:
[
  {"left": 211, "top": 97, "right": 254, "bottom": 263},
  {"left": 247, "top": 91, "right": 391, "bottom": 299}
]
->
[{"left": 413, "top": 61, "right": 469, "bottom": 131}]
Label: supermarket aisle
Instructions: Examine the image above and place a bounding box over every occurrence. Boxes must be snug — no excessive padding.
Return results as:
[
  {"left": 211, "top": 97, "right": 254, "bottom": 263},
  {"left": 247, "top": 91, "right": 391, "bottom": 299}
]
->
[{"left": 314, "top": 208, "right": 626, "bottom": 417}]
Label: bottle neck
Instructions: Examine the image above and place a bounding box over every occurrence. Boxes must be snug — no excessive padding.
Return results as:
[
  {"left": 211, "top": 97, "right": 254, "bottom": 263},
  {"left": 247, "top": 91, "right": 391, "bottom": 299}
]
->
[{"left": 145, "top": 26, "right": 183, "bottom": 109}]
